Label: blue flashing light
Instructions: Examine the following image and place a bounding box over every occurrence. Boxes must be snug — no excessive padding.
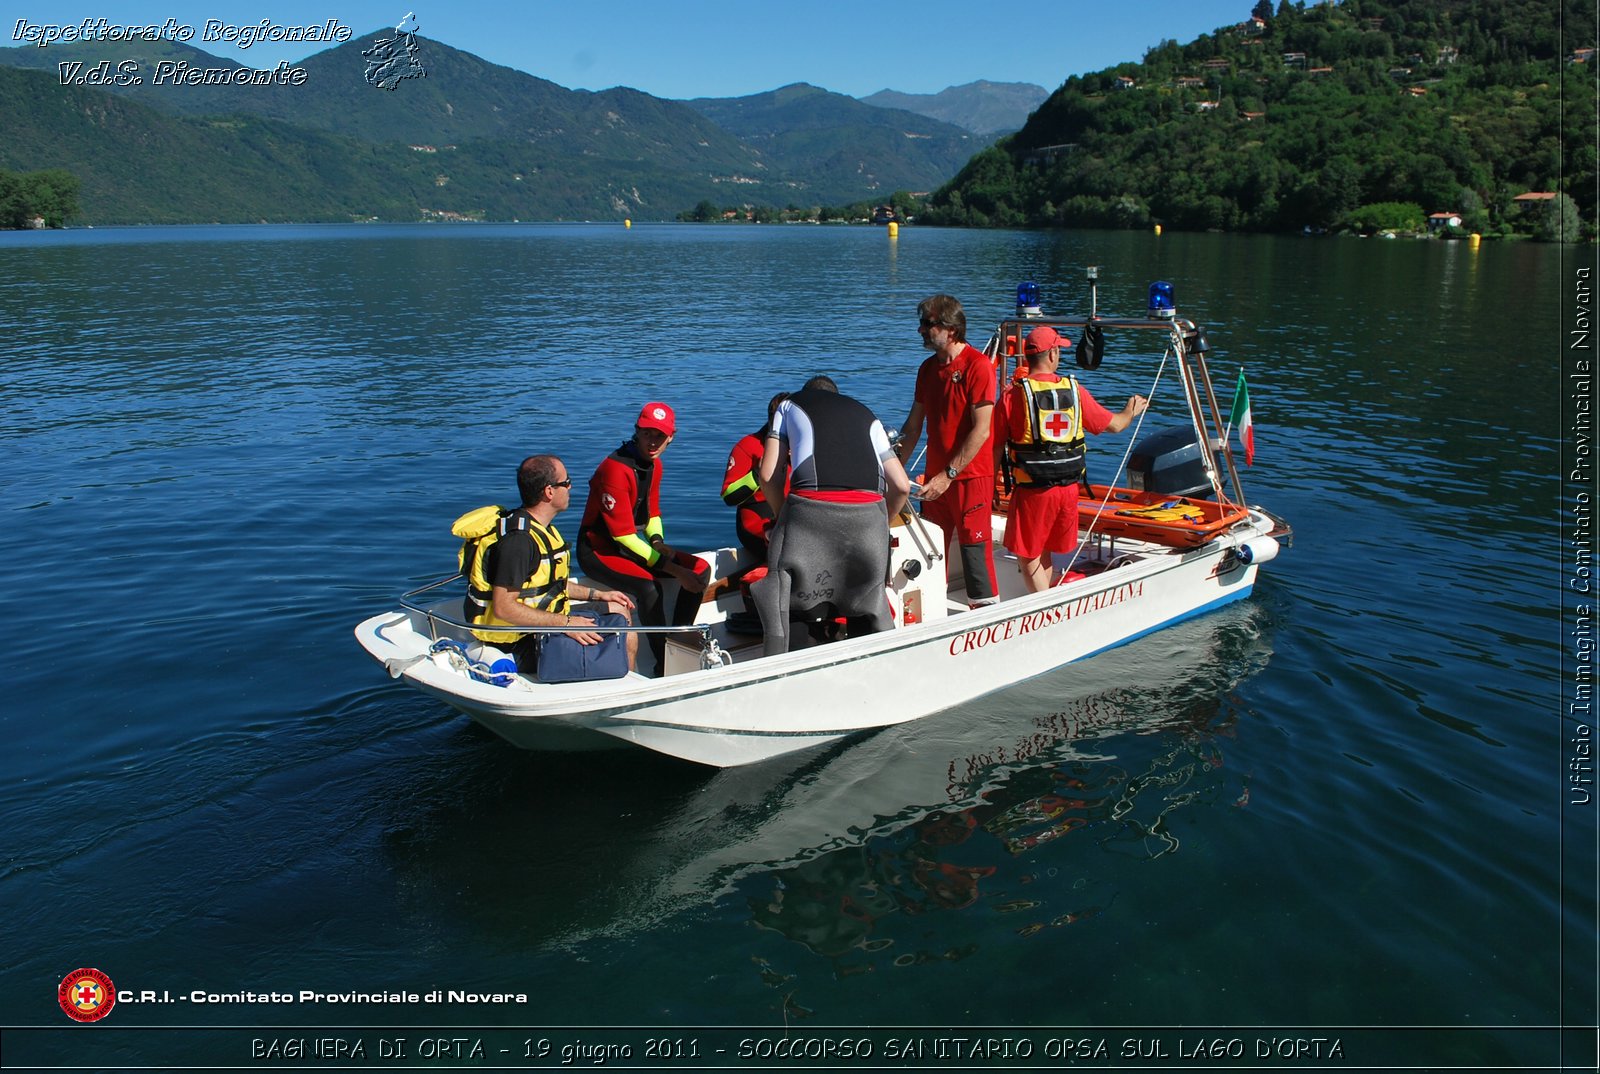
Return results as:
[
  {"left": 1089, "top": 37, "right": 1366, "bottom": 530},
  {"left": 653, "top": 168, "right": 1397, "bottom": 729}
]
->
[
  {"left": 1016, "top": 280, "right": 1041, "bottom": 315},
  {"left": 1148, "top": 280, "right": 1176, "bottom": 318}
]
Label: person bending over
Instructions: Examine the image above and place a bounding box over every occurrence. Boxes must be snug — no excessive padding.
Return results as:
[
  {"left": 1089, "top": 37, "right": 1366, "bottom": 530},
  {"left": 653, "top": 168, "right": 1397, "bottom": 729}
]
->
[{"left": 753, "top": 375, "right": 911, "bottom": 656}]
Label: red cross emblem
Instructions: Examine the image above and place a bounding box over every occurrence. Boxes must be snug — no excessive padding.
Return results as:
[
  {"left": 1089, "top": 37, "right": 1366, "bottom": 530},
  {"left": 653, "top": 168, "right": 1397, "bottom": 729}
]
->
[
  {"left": 58, "top": 967, "right": 116, "bottom": 1022},
  {"left": 1043, "top": 410, "right": 1074, "bottom": 438}
]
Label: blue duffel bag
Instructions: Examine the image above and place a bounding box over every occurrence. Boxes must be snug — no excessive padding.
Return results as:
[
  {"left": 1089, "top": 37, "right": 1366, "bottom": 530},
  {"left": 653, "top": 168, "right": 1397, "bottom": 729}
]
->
[{"left": 536, "top": 610, "right": 630, "bottom": 683}]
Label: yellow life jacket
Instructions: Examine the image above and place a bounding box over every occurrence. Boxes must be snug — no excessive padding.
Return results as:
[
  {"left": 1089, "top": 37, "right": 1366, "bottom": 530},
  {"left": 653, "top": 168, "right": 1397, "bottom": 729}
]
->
[
  {"left": 1114, "top": 500, "right": 1205, "bottom": 524},
  {"left": 1005, "top": 375, "right": 1087, "bottom": 488},
  {"left": 453, "top": 505, "right": 571, "bottom": 644}
]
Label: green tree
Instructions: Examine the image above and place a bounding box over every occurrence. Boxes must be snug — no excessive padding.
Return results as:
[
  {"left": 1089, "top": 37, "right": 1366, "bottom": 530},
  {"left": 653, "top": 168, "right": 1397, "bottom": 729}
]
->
[
  {"left": 1343, "top": 200, "right": 1425, "bottom": 233},
  {"left": 28, "top": 169, "right": 79, "bottom": 227},
  {"left": 0, "top": 167, "right": 80, "bottom": 228},
  {"left": 0, "top": 171, "right": 20, "bottom": 229},
  {"left": 1457, "top": 186, "right": 1490, "bottom": 233},
  {"left": 1533, "top": 192, "right": 1581, "bottom": 242}
]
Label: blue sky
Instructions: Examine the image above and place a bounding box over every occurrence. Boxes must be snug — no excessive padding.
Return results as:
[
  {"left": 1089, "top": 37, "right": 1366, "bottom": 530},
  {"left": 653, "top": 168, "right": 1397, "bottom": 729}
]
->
[{"left": 10, "top": 2, "right": 1256, "bottom": 98}]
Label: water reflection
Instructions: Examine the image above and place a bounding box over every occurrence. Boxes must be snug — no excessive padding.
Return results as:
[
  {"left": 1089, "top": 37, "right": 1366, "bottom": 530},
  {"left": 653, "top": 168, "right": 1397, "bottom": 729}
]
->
[
  {"left": 736, "top": 676, "right": 1251, "bottom": 987},
  {"left": 374, "top": 608, "right": 1270, "bottom": 966}
]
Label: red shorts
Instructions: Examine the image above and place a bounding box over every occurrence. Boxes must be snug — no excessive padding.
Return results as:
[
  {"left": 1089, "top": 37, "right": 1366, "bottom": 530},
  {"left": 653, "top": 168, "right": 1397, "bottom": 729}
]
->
[
  {"left": 1003, "top": 483, "right": 1080, "bottom": 559},
  {"left": 919, "top": 475, "right": 992, "bottom": 546}
]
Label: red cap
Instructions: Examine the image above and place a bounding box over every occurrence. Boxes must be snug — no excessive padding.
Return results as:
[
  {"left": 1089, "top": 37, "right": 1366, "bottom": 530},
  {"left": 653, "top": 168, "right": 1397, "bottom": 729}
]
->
[
  {"left": 1025, "top": 325, "right": 1071, "bottom": 354},
  {"left": 636, "top": 402, "right": 676, "bottom": 435}
]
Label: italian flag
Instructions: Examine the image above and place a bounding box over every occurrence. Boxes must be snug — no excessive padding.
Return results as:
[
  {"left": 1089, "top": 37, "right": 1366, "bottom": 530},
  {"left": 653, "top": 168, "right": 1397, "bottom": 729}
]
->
[{"left": 1229, "top": 370, "right": 1255, "bottom": 465}]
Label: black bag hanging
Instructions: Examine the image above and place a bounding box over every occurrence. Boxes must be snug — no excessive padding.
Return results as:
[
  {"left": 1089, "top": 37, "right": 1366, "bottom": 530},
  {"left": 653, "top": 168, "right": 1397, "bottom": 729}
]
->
[{"left": 1077, "top": 321, "right": 1105, "bottom": 370}]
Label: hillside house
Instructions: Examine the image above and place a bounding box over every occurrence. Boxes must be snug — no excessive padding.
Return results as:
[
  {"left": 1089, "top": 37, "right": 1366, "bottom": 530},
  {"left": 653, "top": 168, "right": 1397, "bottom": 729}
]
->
[
  {"left": 1114, "top": 75, "right": 1137, "bottom": 90},
  {"left": 1514, "top": 192, "right": 1559, "bottom": 210}
]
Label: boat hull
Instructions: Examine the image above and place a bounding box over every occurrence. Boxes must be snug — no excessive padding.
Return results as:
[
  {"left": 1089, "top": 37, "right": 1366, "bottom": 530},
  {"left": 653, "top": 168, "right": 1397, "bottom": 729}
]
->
[{"left": 354, "top": 519, "right": 1268, "bottom": 767}]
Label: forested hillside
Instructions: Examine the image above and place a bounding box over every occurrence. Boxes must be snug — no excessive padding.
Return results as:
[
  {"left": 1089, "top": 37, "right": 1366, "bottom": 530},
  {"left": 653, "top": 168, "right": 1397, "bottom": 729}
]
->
[
  {"left": 683, "top": 83, "right": 978, "bottom": 200},
  {"left": 922, "top": 0, "right": 1595, "bottom": 236},
  {"left": 0, "top": 34, "right": 974, "bottom": 220}
]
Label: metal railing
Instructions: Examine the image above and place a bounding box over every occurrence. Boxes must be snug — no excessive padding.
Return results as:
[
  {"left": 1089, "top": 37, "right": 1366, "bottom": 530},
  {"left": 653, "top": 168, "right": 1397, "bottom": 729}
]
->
[
  {"left": 984, "top": 315, "right": 1250, "bottom": 509},
  {"left": 398, "top": 575, "right": 716, "bottom": 646}
]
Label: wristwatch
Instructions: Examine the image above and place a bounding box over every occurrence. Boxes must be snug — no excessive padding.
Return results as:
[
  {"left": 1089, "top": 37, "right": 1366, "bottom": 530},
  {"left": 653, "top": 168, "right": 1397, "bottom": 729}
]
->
[{"left": 945, "top": 465, "right": 959, "bottom": 479}]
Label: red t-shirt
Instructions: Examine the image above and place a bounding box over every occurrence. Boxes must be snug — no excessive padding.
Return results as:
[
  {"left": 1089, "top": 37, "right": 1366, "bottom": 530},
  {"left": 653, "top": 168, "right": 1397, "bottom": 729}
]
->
[{"left": 914, "top": 342, "right": 996, "bottom": 479}]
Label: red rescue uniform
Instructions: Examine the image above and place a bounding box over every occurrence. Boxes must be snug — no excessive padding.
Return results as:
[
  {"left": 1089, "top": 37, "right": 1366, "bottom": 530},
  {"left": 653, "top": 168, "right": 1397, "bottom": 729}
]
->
[
  {"left": 995, "top": 372, "right": 1115, "bottom": 558},
  {"left": 721, "top": 430, "right": 785, "bottom": 557}
]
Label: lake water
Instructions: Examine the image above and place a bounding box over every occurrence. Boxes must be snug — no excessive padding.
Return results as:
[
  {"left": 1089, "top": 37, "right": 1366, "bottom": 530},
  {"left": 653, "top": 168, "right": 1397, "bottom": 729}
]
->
[{"left": 0, "top": 223, "right": 1592, "bottom": 1070}]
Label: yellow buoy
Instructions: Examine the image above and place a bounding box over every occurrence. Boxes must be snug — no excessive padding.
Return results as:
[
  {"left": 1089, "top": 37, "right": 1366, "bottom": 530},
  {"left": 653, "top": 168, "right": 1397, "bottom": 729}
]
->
[
  {"left": 1469, "top": 232, "right": 1480, "bottom": 247},
  {"left": 887, "top": 222, "right": 899, "bottom": 237},
  {"left": 624, "top": 219, "right": 632, "bottom": 229},
  {"left": 1154, "top": 224, "right": 1162, "bottom": 236}
]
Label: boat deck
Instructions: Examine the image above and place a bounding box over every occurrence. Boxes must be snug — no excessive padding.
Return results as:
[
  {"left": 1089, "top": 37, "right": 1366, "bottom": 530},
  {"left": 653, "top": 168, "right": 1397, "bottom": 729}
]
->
[{"left": 655, "top": 516, "right": 1160, "bottom": 677}]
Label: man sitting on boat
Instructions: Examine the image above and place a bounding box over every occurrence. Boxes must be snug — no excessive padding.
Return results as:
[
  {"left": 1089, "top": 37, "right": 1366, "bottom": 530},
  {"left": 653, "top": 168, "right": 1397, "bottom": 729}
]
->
[
  {"left": 463, "top": 455, "right": 638, "bottom": 674},
  {"left": 995, "top": 326, "right": 1148, "bottom": 592},
  {"left": 577, "top": 402, "right": 710, "bottom": 673},
  {"left": 753, "top": 375, "right": 911, "bottom": 656}
]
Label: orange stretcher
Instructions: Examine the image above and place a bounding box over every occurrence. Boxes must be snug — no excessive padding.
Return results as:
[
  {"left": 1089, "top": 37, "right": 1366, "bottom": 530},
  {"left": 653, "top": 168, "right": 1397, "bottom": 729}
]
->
[
  {"left": 994, "top": 482, "right": 1247, "bottom": 548},
  {"left": 1078, "top": 485, "right": 1249, "bottom": 547}
]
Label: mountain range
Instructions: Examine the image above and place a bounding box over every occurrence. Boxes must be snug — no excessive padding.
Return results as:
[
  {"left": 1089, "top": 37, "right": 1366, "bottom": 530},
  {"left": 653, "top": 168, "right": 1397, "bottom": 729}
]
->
[
  {"left": 861, "top": 81, "right": 1049, "bottom": 137},
  {"left": 0, "top": 33, "right": 1037, "bottom": 224}
]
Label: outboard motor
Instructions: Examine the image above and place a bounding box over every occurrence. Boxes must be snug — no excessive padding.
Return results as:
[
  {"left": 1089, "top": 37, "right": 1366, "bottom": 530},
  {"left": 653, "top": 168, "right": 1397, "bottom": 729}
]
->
[{"left": 1127, "top": 426, "right": 1222, "bottom": 499}]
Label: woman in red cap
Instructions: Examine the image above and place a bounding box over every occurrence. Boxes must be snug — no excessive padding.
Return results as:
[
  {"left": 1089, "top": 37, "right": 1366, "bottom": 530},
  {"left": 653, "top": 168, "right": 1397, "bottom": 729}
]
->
[{"left": 577, "top": 402, "right": 709, "bottom": 673}]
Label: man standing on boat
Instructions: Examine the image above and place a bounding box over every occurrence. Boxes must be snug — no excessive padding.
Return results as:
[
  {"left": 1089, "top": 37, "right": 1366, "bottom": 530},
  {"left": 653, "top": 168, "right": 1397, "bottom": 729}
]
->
[
  {"left": 754, "top": 375, "right": 911, "bottom": 656},
  {"left": 466, "top": 455, "right": 638, "bottom": 674},
  {"left": 896, "top": 294, "right": 1000, "bottom": 609},
  {"left": 577, "top": 402, "right": 709, "bottom": 673},
  {"left": 995, "top": 326, "right": 1148, "bottom": 591}
]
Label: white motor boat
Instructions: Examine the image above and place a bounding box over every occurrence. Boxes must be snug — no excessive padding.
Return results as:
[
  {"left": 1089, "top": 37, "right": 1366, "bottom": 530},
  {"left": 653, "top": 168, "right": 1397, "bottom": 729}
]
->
[{"left": 355, "top": 286, "right": 1290, "bottom": 768}]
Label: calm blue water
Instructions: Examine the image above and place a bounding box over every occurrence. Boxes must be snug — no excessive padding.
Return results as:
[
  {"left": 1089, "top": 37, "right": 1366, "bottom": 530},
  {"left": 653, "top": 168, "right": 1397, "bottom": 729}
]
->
[{"left": 0, "top": 224, "right": 1589, "bottom": 1069}]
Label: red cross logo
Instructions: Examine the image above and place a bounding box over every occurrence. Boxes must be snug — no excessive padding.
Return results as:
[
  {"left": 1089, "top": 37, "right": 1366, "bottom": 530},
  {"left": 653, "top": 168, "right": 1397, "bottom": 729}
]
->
[
  {"left": 1043, "top": 411, "right": 1074, "bottom": 438},
  {"left": 59, "top": 968, "right": 116, "bottom": 1022}
]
